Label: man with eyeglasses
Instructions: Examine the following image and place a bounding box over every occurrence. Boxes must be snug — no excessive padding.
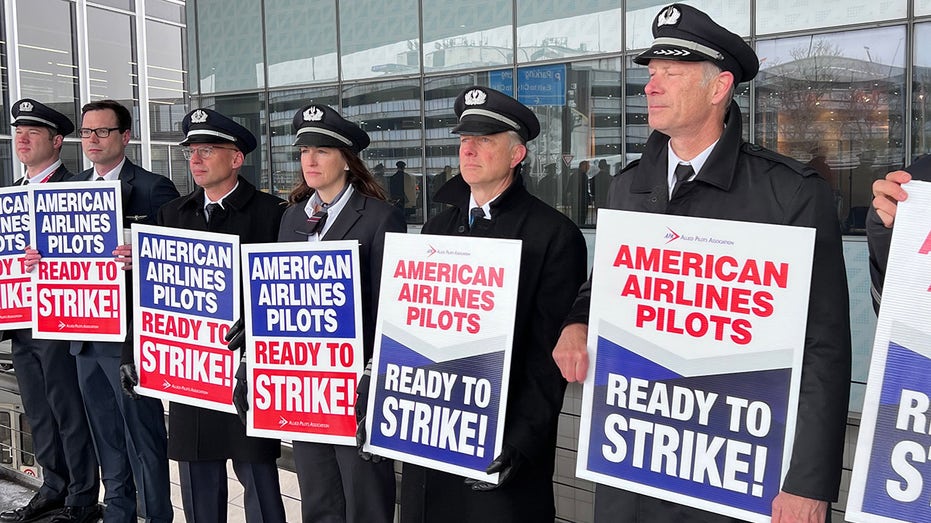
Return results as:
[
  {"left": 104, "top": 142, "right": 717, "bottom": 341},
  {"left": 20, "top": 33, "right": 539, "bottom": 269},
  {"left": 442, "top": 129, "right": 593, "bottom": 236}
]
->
[
  {"left": 71, "top": 99, "right": 179, "bottom": 522},
  {"left": 0, "top": 99, "right": 100, "bottom": 523},
  {"left": 134, "top": 108, "right": 287, "bottom": 522}
]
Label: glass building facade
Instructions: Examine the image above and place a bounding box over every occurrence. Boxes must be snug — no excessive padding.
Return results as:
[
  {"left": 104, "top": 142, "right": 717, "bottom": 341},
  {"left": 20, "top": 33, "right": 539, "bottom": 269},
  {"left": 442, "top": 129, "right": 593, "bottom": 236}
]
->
[
  {"left": 185, "top": 0, "right": 931, "bottom": 238},
  {"left": 2, "top": 0, "right": 927, "bottom": 521},
  {"left": 0, "top": 0, "right": 189, "bottom": 192}
]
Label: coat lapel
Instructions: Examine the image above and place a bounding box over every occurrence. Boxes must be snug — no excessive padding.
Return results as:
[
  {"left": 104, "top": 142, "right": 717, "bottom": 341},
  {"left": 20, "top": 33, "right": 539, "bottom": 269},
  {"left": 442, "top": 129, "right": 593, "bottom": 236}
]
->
[{"left": 322, "top": 191, "right": 363, "bottom": 241}]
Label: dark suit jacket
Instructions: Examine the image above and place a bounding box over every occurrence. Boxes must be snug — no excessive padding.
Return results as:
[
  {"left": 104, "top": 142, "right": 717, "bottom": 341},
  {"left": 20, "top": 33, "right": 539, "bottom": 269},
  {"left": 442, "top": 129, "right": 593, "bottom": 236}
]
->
[
  {"left": 278, "top": 189, "right": 406, "bottom": 360},
  {"left": 73, "top": 158, "right": 180, "bottom": 228},
  {"left": 69, "top": 158, "right": 180, "bottom": 358}
]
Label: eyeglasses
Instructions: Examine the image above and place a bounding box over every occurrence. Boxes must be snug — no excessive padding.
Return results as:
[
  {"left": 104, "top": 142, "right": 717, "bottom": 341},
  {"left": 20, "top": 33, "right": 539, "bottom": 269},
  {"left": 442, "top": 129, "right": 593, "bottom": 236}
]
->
[
  {"left": 181, "top": 145, "right": 239, "bottom": 160},
  {"left": 78, "top": 127, "right": 122, "bottom": 138}
]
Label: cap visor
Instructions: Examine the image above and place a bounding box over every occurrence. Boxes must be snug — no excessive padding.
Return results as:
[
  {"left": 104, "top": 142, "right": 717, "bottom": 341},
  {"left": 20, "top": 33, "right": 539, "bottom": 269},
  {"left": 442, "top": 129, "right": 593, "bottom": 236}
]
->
[
  {"left": 451, "top": 118, "right": 512, "bottom": 136},
  {"left": 634, "top": 46, "right": 710, "bottom": 65},
  {"left": 291, "top": 134, "right": 350, "bottom": 148},
  {"left": 180, "top": 135, "right": 236, "bottom": 146}
]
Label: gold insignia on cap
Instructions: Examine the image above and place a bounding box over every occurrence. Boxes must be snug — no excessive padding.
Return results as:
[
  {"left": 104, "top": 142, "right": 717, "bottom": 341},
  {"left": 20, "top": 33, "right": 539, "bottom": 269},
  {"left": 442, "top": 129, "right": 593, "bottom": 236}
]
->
[
  {"left": 191, "top": 110, "right": 208, "bottom": 123},
  {"left": 19, "top": 101, "right": 33, "bottom": 112},
  {"left": 657, "top": 6, "right": 680, "bottom": 27},
  {"left": 303, "top": 106, "right": 324, "bottom": 122},
  {"left": 464, "top": 89, "right": 487, "bottom": 106}
]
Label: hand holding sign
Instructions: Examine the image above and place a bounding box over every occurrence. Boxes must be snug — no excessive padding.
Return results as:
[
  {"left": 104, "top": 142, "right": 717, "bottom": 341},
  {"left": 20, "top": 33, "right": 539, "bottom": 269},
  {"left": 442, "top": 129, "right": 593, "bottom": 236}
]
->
[
  {"left": 356, "top": 360, "right": 383, "bottom": 463},
  {"left": 225, "top": 318, "right": 246, "bottom": 352},
  {"left": 465, "top": 444, "right": 522, "bottom": 491},
  {"left": 22, "top": 247, "right": 40, "bottom": 273},
  {"left": 120, "top": 363, "right": 140, "bottom": 400},
  {"left": 771, "top": 492, "right": 827, "bottom": 523},
  {"left": 113, "top": 244, "right": 133, "bottom": 271},
  {"left": 233, "top": 355, "right": 249, "bottom": 425},
  {"left": 553, "top": 323, "right": 589, "bottom": 383}
]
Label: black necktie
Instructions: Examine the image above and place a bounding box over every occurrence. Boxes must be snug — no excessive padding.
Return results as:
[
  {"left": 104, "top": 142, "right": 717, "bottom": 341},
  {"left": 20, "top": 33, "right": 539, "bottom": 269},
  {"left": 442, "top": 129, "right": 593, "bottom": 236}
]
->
[
  {"left": 96, "top": 176, "right": 106, "bottom": 182},
  {"left": 672, "top": 163, "right": 694, "bottom": 195},
  {"left": 469, "top": 207, "right": 485, "bottom": 229},
  {"left": 205, "top": 202, "right": 220, "bottom": 223}
]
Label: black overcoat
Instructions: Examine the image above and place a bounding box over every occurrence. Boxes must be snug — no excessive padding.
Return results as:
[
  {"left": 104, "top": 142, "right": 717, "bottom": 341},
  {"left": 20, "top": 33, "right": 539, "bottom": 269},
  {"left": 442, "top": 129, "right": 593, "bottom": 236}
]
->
[
  {"left": 399, "top": 173, "right": 587, "bottom": 523},
  {"left": 157, "top": 176, "right": 285, "bottom": 462},
  {"left": 565, "top": 102, "right": 851, "bottom": 522}
]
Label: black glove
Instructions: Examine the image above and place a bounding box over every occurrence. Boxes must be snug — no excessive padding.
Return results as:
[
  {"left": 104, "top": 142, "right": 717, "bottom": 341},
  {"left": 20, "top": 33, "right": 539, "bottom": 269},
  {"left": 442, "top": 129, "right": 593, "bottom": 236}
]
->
[
  {"left": 355, "top": 360, "right": 382, "bottom": 463},
  {"left": 119, "top": 363, "right": 140, "bottom": 400},
  {"left": 225, "top": 318, "right": 245, "bottom": 352},
  {"left": 232, "top": 356, "right": 249, "bottom": 426},
  {"left": 464, "top": 444, "right": 521, "bottom": 491}
]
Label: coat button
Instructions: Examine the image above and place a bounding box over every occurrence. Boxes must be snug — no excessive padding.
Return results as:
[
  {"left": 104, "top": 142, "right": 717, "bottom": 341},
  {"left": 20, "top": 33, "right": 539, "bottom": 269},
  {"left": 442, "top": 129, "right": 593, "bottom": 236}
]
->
[
  {"left": 650, "top": 196, "right": 657, "bottom": 203},
  {"left": 457, "top": 225, "right": 466, "bottom": 233}
]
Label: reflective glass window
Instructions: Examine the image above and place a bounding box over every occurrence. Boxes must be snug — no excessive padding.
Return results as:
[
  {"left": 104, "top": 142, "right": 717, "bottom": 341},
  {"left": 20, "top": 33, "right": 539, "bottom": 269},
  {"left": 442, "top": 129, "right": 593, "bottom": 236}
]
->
[
  {"left": 423, "top": 74, "right": 488, "bottom": 219},
  {"left": 170, "top": 146, "right": 194, "bottom": 196},
  {"left": 186, "top": 2, "right": 198, "bottom": 96},
  {"left": 422, "top": 0, "right": 512, "bottom": 73},
  {"left": 146, "top": 0, "right": 185, "bottom": 24},
  {"left": 627, "top": 0, "right": 749, "bottom": 51},
  {"left": 266, "top": 0, "right": 337, "bottom": 86},
  {"left": 198, "top": 93, "right": 269, "bottom": 191},
  {"left": 195, "top": 0, "right": 264, "bottom": 92},
  {"left": 60, "top": 142, "right": 83, "bottom": 176},
  {"left": 516, "top": 0, "right": 621, "bottom": 63},
  {"left": 16, "top": 0, "right": 80, "bottom": 125},
  {"left": 757, "top": 0, "right": 906, "bottom": 36},
  {"left": 87, "top": 7, "right": 140, "bottom": 137},
  {"left": 268, "top": 87, "right": 339, "bottom": 199},
  {"left": 125, "top": 143, "right": 142, "bottom": 166},
  {"left": 18, "top": 415, "right": 33, "bottom": 467},
  {"left": 151, "top": 144, "right": 193, "bottom": 195},
  {"left": 508, "top": 59, "right": 621, "bottom": 227},
  {"left": 146, "top": 20, "right": 187, "bottom": 142},
  {"left": 0, "top": 4, "right": 8, "bottom": 130},
  {"left": 920, "top": 0, "right": 931, "bottom": 16},
  {"left": 339, "top": 1, "right": 419, "bottom": 80},
  {"left": 755, "top": 27, "right": 906, "bottom": 234},
  {"left": 0, "top": 140, "right": 13, "bottom": 186},
  {"left": 0, "top": 412, "right": 11, "bottom": 465},
  {"left": 89, "top": 0, "right": 133, "bottom": 10},
  {"left": 912, "top": 23, "right": 931, "bottom": 159},
  {"left": 343, "top": 80, "right": 423, "bottom": 223}
]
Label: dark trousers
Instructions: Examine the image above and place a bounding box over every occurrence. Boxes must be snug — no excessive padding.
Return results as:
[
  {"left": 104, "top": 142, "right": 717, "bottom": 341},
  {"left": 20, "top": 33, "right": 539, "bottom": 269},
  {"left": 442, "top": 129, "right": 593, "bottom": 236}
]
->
[
  {"left": 178, "top": 459, "right": 285, "bottom": 523},
  {"left": 293, "top": 441, "right": 395, "bottom": 523},
  {"left": 10, "top": 330, "right": 99, "bottom": 507},
  {"left": 75, "top": 344, "right": 171, "bottom": 523}
]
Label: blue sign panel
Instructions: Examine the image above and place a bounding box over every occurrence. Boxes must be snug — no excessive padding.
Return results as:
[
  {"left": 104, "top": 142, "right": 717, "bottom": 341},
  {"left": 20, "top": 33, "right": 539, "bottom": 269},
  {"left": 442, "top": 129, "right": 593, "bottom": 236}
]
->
[{"left": 489, "top": 64, "right": 567, "bottom": 106}]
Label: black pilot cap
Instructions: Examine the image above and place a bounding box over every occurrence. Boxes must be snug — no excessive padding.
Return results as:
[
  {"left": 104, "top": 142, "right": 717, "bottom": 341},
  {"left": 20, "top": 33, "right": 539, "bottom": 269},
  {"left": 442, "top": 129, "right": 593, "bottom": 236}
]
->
[
  {"left": 11, "top": 98, "right": 74, "bottom": 136},
  {"left": 291, "top": 104, "right": 370, "bottom": 153},
  {"left": 180, "top": 108, "right": 257, "bottom": 154},
  {"left": 452, "top": 86, "right": 540, "bottom": 143},
  {"left": 633, "top": 4, "right": 759, "bottom": 84}
]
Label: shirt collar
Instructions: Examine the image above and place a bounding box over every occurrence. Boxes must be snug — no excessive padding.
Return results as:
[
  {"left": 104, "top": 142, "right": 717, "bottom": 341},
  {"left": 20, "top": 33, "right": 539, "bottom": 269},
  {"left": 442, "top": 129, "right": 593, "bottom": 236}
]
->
[
  {"left": 94, "top": 157, "right": 126, "bottom": 181},
  {"left": 27, "top": 159, "right": 62, "bottom": 184},
  {"left": 204, "top": 181, "right": 240, "bottom": 211},
  {"left": 666, "top": 139, "right": 719, "bottom": 194}
]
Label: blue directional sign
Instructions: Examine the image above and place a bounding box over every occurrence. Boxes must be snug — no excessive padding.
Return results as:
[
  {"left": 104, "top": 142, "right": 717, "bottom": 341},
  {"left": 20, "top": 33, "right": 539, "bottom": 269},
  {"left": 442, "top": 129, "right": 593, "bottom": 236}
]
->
[{"left": 489, "top": 64, "right": 567, "bottom": 107}]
